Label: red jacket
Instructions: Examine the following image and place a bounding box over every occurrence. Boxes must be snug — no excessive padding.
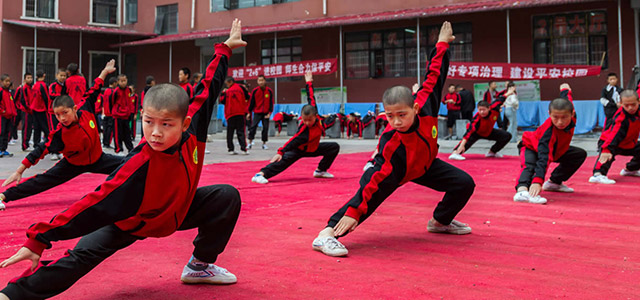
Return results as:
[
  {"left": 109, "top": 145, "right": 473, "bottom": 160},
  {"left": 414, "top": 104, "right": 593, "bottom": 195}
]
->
[
  {"left": 110, "top": 86, "right": 134, "bottom": 119},
  {"left": 100, "top": 88, "right": 115, "bottom": 116},
  {"left": 14, "top": 85, "right": 32, "bottom": 114},
  {"left": 599, "top": 106, "right": 640, "bottom": 153},
  {"left": 442, "top": 92, "right": 461, "bottom": 111},
  {"left": 483, "top": 89, "right": 498, "bottom": 104},
  {"left": 23, "top": 78, "right": 105, "bottom": 168},
  {"left": 180, "top": 82, "right": 194, "bottom": 99},
  {"left": 66, "top": 74, "right": 87, "bottom": 105},
  {"left": 463, "top": 95, "right": 506, "bottom": 139},
  {"left": 278, "top": 82, "right": 325, "bottom": 155},
  {"left": 30, "top": 81, "right": 49, "bottom": 112},
  {"left": 0, "top": 88, "right": 17, "bottom": 119},
  {"left": 22, "top": 43, "right": 231, "bottom": 256},
  {"left": 249, "top": 86, "right": 274, "bottom": 114},
  {"left": 220, "top": 83, "right": 249, "bottom": 119},
  {"left": 48, "top": 81, "right": 66, "bottom": 114},
  {"left": 521, "top": 89, "right": 575, "bottom": 184}
]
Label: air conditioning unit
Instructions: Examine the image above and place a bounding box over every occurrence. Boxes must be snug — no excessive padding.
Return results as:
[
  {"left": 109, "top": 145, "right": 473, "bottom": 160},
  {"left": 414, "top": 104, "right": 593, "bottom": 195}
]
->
[{"left": 224, "top": 0, "right": 239, "bottom": 10}]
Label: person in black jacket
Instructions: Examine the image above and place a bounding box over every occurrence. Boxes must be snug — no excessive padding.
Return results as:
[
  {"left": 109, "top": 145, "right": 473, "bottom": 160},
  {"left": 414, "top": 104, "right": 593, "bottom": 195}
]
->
[
  {"left": 600, "top": 73, "right": 623, "bottom": 128},
  {"left": 457, "top": 85, "right": 475, "bottom": 122}
]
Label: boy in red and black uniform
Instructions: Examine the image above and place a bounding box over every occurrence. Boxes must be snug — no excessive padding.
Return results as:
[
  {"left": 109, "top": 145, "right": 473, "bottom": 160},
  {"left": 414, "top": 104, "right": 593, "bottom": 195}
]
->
[
  {"left": 100, "top": 77, "right": 118, "bottom": 148},
  {"left": 0, "top": 61, "right": 123, "bottom": 210},
  {"left": 442, "top": 84, "right": 462, "bottom": 139},
  {"left": 30, "top": 71, "right": 50, "bottom": 146},
  {"left": 311, "top": 23, "right": 474, "bottom": 257},
  {"left": 375, "top": 112, "right": 388, "bottom": 138},
  {"left": 346, "top": 112, "right": 363, "bottom": 139},
  {"left": 247, "top": 74, "right": 274, "bottom": 149},
  {"left": 0, "top": 74, "right": 17, "bottom": 157},
  {"left": 65, "top": 63, "right": 86, "bottom": 105},
  {"left": 14, "top": 73, "right": 33, "bottom": 151},
  {"left": 48, "top": 68, "right": 67, "bottom": 132},
  {"left": 179, "top": 67, "right": 194, "bottom": 99},
  {"left": 449, "top": 88, "right": 513, "bottom": 161},
  {"left": 220, "top": 76, "right": 250, "bottom": 154},
  {"left": 252, "top": 71, "right": 340, "bottom": 184},
  {"left": 0, "top": 21, "right": 245, "bottom": 299},
  {"left": 600, "top": 73, "right": 623, "bottom": 128},
  {"left": 514, "top": 84, "right": 587, "bottom": 205},
  {"left": 272, "top": 111, "right": 295, "bottom": 136},
  {"left": 589, "top": 89, "right": 640, "bottom": 184},
  {"left": 110, "top": 74, "right": 135, "bottom": 154},
  {"left": 483, "top": 80, "right": 505, "bottom": 129}
]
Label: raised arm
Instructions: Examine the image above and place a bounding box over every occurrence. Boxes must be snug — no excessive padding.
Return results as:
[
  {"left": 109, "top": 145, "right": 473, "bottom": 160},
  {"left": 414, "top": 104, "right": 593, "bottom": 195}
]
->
[
  {"left": 414, "top": 21, "right": 453, "bottom": 117},
  {"left": 188, "top": 19, "right": 246, "bottom": 143},
  {"left": 304, "top": 71, "right": 318, "bottom": 113},
  {"left": 79, "top": 59, "right": 116, "bottom": 113}
]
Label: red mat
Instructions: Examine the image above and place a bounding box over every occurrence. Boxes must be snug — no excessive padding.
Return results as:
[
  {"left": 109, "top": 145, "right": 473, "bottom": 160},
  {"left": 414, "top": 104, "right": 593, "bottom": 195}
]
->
[{"left": 0, "top": 153, "right": 638, "bottom": 299}]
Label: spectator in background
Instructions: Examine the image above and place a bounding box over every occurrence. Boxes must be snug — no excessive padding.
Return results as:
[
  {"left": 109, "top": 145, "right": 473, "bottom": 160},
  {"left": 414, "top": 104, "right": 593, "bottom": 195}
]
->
[
  {"left": 456, "top": 85, "right": 475, "bottom": 122},
  {"left": 503, "top": 81, "right": 519, "bottom": 142}
]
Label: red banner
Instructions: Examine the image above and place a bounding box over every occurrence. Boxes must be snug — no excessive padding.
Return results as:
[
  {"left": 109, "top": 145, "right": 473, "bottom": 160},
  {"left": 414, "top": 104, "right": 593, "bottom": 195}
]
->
[
  {"left": 447, "top": 62, "right": 601, "bottom": 80},
  {"left": 229, "top": 58, "right": 337, "bottom": 80}
]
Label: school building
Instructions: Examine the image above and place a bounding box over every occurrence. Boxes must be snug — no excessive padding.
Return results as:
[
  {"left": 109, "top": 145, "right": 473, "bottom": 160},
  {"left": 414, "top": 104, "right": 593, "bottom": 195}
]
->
[{"left": 1, "top": 0, "right": 640, "bottom": 104}]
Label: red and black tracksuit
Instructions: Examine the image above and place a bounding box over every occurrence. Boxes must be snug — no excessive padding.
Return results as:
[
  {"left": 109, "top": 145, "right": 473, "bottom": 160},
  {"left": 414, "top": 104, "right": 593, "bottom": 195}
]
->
[
  {"left": 14, "top": 85, "right": 33, "bottom": 150},
  {"left": 375, "top": 113, "right": 388, "bottom": 136},
  {"left": 101, "top": 87, "right": 115, "bottom": 148},
  {"left": 2, "top": 78, "right": 124, "bottom": 202},
  {"left": 443, "top": 92, "right": 462, "bottom": 129},
  {"left": 517, "top": 89, "right": 587, "bottom": 190},
  {"left": 180, "top": 82, "right": 194, "bottom": 99},
  {"left": 248, "top": 86, "right": 274, "bottom": 143},
  {"left": 483, "top": 88, "right": 504, "bottom": 129},
  {"left": 593, "top": 106, "right": 640, "bottom": 176},
  {"left": 327, "top": 42, "right": 475, "bottom": 231},
  {"left": 601, "top": 85, "right": 623, "bottom": 128},
  {"left": 346, "top": 114, "right": 363, "bottom": 138},
  {"left": 272, "top": 112, "right": 295, "bottom": 134},
  {"left": 65, "top": 74, "right": 86, "bottom": 105},
  {"left": 260, "top": 82, "right": 340, "bottom": 179},
  {"left": 0, "top": 88, "right": 18, "bottom": 152},
  {"left": 48, "top": 81, "right": 66, "bottom": 131},
  {"left": 30, "top": 80, "right": 50, "bottom": 145},
  {"left": 454, "top": 95, "right": 511, "bottom": 154},
  {"left": 110, "top": 86, "right": 135, "bottom": 153},
  {"left": 1, "top": 44, "right": 241, "bottom": 300},
  {"left": 220, "top": 82, "right": 249, "bottom": 152}
]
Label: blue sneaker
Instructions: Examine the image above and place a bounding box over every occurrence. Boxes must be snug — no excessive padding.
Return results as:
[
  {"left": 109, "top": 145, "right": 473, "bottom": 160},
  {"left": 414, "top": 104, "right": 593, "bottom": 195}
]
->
[{"left": 1, "top": 151, "right": 12, "bottom": 157}]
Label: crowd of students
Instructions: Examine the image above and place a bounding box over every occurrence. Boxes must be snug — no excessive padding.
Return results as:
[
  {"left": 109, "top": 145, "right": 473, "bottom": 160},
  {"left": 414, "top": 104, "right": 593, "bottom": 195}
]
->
[{"left": 0, "top": 19, "right": 638, "bottom": 300}]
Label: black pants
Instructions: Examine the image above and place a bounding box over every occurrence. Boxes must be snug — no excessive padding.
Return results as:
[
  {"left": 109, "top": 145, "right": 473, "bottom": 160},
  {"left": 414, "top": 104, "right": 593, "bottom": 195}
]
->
[
  {"left": 261, "top": 142, "right": 340, "bottom": 179},
  {"left": 248, "top": 113, "right": 269, "bottom": 142},
  {"left": 461, "top": 110, "right": 474, "bottom": 122},
  {"left": 516, "top": 145, "right": 587, "bottom": 190},
  {"left": 102, "top": 116, "right": 114, "bottom": 147},
  {"left": 114, "top": 118, "right": 133, "bottom": 153},
  {"left": 1, "top": 184, "right": 241, "bottom": 300},
  {"left": 447, "top": 110, "right": 460, "bottom": 129},
  {"left": 226, "top": 115, "right": 247, "bottom": 152},
  {"left": 593, "top": 141, "right": 640, "bottom": 176},
  {"left": 454, "top": 129, "right": 511, "bottom": 154},
  {"left": 0, "top": 117, "right": 13, "bottom": 152},
  {"left": 21, "top": 113, "right": 33, "bottom": 150},
  {"left": 32, "top": 111, "right": 49, "bottom": 146},
  {"left": 11, "top": 111, "right": 22, "bottom": 140},
  {"left": 327, "top": 158, "right": 475, "bottom": 231},
  {"left": 3, "top": 153, "right": 123, "bottom": 202},
  {"left": 95, "top": 113, "right": 103, "bottom": 134},
  {"left": 129, "top": 114, "right": 136, "bottom": 140}
]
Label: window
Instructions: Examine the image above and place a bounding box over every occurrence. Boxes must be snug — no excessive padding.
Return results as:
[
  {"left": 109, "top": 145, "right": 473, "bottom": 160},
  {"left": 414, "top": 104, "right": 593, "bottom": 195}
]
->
[
  {"left": 125, "top": 0, "right": 138, "bottom": 24},
  {"left": 426, "top": 23, "right": 472, "bottom": 62},
  {"left": 260, "top": 37, "right": 302, "bottom": 80},
  {"left": 155, "top": 4, "right": 178, "bottom": 35},
  {"left": 23, "top": 47, "right": 59, "bottom": 86},
  {"left": 124, "top": 54, "right": 137, "bottom": 87},
  {"left": 89, "top": 52, "right": 119, "bottom": 85},
  {"left": 211, "top": 0, "right": 300, "bottom": 12},
  {"left": 92, "top": 0, "right": 119, "bottom": 25},
  {"left": 532, "top": 11, "right": 607, "bottom": 67},
  {"left": 23, "top": 0, "right": 57, "bottom": 20}
]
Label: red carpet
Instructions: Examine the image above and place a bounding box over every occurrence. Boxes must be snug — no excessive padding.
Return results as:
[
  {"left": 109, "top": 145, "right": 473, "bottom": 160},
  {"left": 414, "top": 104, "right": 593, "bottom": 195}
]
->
[{"left": 0, "top": 153, "right": 638, "bottom": 299}]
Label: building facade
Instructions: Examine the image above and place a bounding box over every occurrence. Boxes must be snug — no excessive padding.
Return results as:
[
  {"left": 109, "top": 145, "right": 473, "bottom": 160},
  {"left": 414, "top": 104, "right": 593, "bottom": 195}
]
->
[{"left": 1, "top": 0, "right": 639, "bottom": 103}]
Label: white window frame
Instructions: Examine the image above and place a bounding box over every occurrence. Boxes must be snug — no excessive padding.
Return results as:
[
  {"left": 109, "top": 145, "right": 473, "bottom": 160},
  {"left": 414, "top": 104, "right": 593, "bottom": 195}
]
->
[
  {"left": 21, "top": 46, "right": 60, "bottom": 80},
  {"left": 123, "top": 0, "right": 137, "bottom": 24},
  {"left": 89, "top": 0, "right": 121, "bottom": 27},
  {"left": 21, "top": 0, "right": 60, "bottom": 22},
  {"left": 88, "top": 51, "right": 121, "bottom": 80}
]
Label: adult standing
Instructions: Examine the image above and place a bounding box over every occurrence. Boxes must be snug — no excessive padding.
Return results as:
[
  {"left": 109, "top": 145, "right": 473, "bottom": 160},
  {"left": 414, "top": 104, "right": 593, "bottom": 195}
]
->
[
  {"left": 503, "top": 82, "right": 519, "bottom": 142},
  {"left": 457, "top": 85, "right": 475, "bottom": 122}
]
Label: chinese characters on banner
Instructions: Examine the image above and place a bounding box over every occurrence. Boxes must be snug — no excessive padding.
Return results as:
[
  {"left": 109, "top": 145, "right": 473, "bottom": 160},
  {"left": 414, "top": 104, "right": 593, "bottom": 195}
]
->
[
  {"left": 447, "top": 62, "right": 601, "bottom": 80},
  {"left": 228, "top": 58, "right": 338, "bottom": 80}
]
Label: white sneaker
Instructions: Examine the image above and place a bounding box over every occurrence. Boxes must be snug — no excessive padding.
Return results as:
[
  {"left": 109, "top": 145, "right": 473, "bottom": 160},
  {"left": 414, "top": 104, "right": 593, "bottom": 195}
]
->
[
  {"left": 262, "top": 144, "right": 268, "bottom": 150},
  {"left": 251, "top": 174, "right": 268, "bottom": 184},
  {"left": 50, "top": 154, "right": 61, "bottom": 161},
  {"left": 228, "top": 150, "right": 238, "bottom": 155},
  {"left": 0, "top": 201, "right": 5, "bottom": 210},
  {"left": 313, "top": 171, "right": 334, "bottom": 178},
  {"left": 589, "top": 174, "right": 616, "bottom": 184},
  {"left": 241, "top": 150, "right": 249, "bottom": 155},
  {"left": 542, "top": 181, "right": 574, "bottom": 193},
  {"left": 620, "top": 169, "right": 640, "bottom": 177},
  {"left": 180, "top": 264, "right": 237, "bottom": 285},
  {"left": 427, "top": 219, "right": 472, "bottom": 235},
  {"left": 204, "top": 149, "right": 211, "bottom": 154},
  {"left": 449, "top": 153, "right": 466, "bottom": 161},
  {"left": 58, "top": 153, "right": 64, "bottom": 160},
  {"left": 513, "top": 191, "right": 547, "bottom": 204},
  {"left": 362, "top": 161, "right": 374, "bottom": 171},
  {"left": 485, "top": 152, "right": 503, "bottom": 158},
  {"left": 247, "top": 143, "right": 252, "bottom": 150},
  {"left": 8, "top": 140, "right": 16, "bottom": 145},
  {"left": 29, "top": 140, "right": 34, "bottom": 147},
  {"left": 312, "top": 236, "right": 348, "bottom": 257}
]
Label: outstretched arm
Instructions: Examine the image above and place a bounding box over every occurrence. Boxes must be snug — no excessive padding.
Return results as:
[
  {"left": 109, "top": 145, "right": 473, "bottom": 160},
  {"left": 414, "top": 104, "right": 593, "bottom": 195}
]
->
[
  {"left": 79, "top": 59, "right": 117, "bottom": 113},
  {"left": 414, "top": 21, "right": 453, "bottom": 117},
  {"left": 304, "top": 71, "right": 318, "bottom": 113}
]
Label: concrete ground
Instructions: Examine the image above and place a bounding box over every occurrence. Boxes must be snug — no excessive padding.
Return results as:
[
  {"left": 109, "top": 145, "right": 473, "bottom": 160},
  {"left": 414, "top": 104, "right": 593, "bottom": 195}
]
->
[{"left": 0, "top": 130, "right": 602, "bottom": 179}]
